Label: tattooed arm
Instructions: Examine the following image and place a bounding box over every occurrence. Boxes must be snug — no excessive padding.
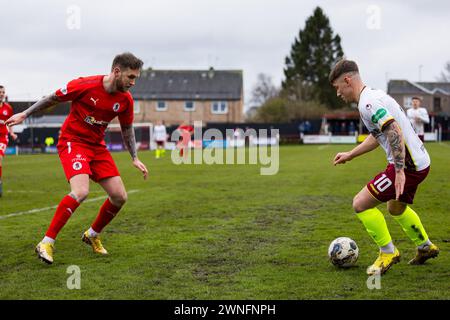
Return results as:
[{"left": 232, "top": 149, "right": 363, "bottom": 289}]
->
[
  {"left": 6, "top": 94, "right": 60, "bottom": 126},
  {"left": 121, "top": 124, "right": 149, "bottom": 179},
  {"left": 382, "top": 120, "right": 405, "bottom": 199},
  {"left": 120, "top": 124, "right": 138, "bottom": 160},
  {"left": 383, "top": 120, "right": 405, "bottom": 172}
]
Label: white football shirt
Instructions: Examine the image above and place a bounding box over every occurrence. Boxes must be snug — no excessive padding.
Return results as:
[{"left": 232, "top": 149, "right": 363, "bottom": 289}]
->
[
  {"left": 153, "top": 124, "right": 167, "bottom": 142},
  {"left": 358, "top": 87, "right": 430, "bottom": 171},
  {"left": 406, "top": 107, "right": 429, "bottom": 135}
]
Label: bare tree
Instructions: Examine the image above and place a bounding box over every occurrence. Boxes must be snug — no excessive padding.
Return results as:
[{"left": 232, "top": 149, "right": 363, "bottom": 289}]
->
[
  {"left": 438, "top": 61, "right": 450, "bottom": 82},
  {"left": 250, "top": 73, "right": 279, "bottom": 107}
]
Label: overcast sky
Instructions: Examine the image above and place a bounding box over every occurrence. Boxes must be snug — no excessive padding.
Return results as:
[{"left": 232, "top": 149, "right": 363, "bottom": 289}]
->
[{"left": 1, "top": 0, "right": 449, "bottom": 109}]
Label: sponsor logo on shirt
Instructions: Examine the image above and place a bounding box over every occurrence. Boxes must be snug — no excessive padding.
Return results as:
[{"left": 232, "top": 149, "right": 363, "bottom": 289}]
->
[
  {"left": 84, "top": 116, "right": 108, "bottom": 126},
  {"left": 71, "top": 154, "right": 87, "bottom": 162},
  {"left": 0, "top": 120, "right": 5, "bottom": 125},
  {"left": 113, "top": 103, "right": 120, "bottom": 112},
  {"left": 371, "top": 108, "right": 387, "bottom": 124}
]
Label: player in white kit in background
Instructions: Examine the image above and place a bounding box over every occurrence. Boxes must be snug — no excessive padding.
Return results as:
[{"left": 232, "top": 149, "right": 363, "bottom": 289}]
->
[
  {"left": 406, "top": 97, "right": 429, "bottom": 142},
  {"left": 153, "top": 120, "right": 167, "bottom": 159}
]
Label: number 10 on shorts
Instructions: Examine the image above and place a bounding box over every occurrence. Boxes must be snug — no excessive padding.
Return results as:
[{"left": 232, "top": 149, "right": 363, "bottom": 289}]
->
[{"left": 373, "top": 174, "right": 392, "bottom": 192}]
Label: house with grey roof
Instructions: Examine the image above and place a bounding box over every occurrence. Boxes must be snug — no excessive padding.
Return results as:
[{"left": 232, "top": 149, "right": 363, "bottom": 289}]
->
[
  {"left": 130, "top": 68, "right": 244, "bottom": 125},
  {"left": 387, "top": 80, "right": 450, "bottom": 114}
]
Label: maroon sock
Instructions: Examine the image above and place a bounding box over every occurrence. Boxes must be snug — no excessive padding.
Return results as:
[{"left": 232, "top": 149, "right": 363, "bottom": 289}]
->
[
  {"left": 45, "top": 195, "right": 80, "bottom": 239},
  {"left": 91, "top": 198, "right": 121, "bottom": 233}
]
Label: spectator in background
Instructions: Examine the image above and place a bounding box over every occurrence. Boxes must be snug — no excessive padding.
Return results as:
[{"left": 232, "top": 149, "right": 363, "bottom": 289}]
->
[
  {"left": 341, "top": 122, "right": 347, "bottom": 135},
  {"left": 349, "top": 121, "right": 356, "bottom": 136},
  {"left": 304, "top": 120, "right": 311, "bottom": 134},
  {"left": 233, "top": 127, "right": 241, "bottom": 140},
  {"left": 407, "top": 97, "right": 429, "bottom": 142}
]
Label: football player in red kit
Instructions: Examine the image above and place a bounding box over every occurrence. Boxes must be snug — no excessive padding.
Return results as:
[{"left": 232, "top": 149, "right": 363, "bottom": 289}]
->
[
  {"left": 0, "top": 86, "right": 18, "bottom": 197},
  {"left": 176, "top": 122, "right": 194, "bottom": 158},
  {"left": 6, "top": 52, "right": 148, "bottom": 264}
]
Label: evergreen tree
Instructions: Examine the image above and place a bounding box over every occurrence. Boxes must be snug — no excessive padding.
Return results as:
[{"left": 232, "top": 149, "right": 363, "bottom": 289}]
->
[{"left": 283, "top": 7, "right": 344, "bottom": 108}]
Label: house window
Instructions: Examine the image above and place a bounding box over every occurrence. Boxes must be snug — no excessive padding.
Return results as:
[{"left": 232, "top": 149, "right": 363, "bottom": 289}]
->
[
  {"left": 434, "top": 97, "right": 442, "bottom": 112},
  {"left": 134, "top": 100, "right": 140, "bottom": 114},
  {"left": 211, "top": 101, "right": 228, "bottom": 114},
  {"left": 156, "top": 101, "right": 167, "bottom": 111},
  {"left": 184, "top": 101, "right": 195, "bottom": 111}
]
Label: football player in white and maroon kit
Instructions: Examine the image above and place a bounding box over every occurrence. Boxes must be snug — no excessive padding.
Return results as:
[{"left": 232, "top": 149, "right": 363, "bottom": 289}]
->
[
  {"left": 6, "top": 53, "right": 148, "bottom": 264},
  {"left": 330, "top": 59, "right": 439, "bottom": 276},
  {"left": 407, "top": 97, "right": 430, "bottom": 142},
  {"left": 0, "top": 86, "right": 18, "bottom": 197},
  {"left": 153, "top": 120, "right": 167, "bottom": 159}
]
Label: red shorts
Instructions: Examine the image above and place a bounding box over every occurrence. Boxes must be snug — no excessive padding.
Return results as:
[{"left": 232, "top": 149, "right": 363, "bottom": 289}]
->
[
  {"left": 57, "top": 140, "right": 120, "bottom": 182},
  {"left": 0, "top": 135, "right": 8, "bottom": 157},
  {"left": 367, "top": 164, "right": 429, "bottom": 204}
]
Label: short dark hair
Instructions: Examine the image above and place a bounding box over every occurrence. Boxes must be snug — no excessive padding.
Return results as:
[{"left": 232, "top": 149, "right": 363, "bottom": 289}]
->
[
  {"left": 0, "top": 85, "right": 4, "bottom": 89},
  {"left": 329, "top": 59, "right": 359, "bottom": 83},
  {"left": 112, "top": 52, "right": 143, "bottom": 71},
  {"left": 412, "top": 96, "right": 421, "bottom": 101}
]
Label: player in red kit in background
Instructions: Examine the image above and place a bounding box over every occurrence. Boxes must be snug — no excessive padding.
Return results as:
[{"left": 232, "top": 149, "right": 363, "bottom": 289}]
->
[
  {"left": 6, "top": 52, "right": 149, "bottom": 264},
  {"left": 0, "top": 86, "right": 18, "bottom": 197},
  {"left": 176, "top": 121, "right": 194, "bottom": 158}
]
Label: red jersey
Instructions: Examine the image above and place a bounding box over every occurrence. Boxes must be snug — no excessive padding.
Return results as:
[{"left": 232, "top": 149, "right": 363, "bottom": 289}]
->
[
  {"left": 55, "top": 75, "right": 134, "bottom": 146},
  {"left": 178, "top": 125, "right": 194, "bottom": 132},
  {"left": 0, "top": 103, "right": 13, "bottom": 135}
]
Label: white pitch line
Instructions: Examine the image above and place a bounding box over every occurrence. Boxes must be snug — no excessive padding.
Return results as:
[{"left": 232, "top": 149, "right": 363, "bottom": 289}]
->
[{"left": 0, "top": 190, "right": 140, "bottom": 220}]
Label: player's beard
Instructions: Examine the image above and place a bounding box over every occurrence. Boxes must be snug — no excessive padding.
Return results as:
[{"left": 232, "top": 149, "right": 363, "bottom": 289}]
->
[{"left": 116, "top": 78, "right": 129, "bottom": 93}]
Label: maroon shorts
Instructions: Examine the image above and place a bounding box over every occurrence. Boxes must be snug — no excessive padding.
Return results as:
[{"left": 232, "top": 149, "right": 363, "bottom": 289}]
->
[
  {"left": 418, "top": 134, "right": 425, "bottom": 142},
  {"left": 156, "top": 140, "right": 165, "bottom": 147},
  {"left": 0, "top": 135, "right": 8, "bottom": 157},
  {"left": 367, "top": 164, "right": 429, "bottom": 204},
  {"left": 57, "top": 140, "right": 120, "bottom": 182}
]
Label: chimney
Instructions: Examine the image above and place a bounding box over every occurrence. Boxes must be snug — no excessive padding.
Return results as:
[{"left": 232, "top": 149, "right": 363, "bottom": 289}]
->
[{"left": 208, "top": 67, "right": 215, "bottom": 79}]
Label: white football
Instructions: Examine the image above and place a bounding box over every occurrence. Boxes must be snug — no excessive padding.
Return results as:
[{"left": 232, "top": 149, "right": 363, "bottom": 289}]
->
[{"left": 328, "top": 237, "right": 359, "bottom": 268}]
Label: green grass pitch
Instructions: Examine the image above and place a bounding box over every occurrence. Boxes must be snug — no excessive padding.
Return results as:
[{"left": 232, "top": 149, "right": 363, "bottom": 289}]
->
[{"left": 0, "top": 143, "right": 449, "bottom": 299}]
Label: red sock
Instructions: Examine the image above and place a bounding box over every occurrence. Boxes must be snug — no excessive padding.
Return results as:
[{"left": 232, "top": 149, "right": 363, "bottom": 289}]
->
[
  {"left": 45, "top": 195, "right": 80, "bottom": 239},
  {"left": 91, "top": 198, "right": 121, "bottom": 233}
]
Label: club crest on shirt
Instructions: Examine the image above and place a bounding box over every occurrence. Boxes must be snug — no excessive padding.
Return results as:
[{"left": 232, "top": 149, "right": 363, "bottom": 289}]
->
[
  {"left": 60, "top": 85, "right": 68, "bottom": 95},
  {"left": 366, "top": 104, "right": 372, "bottom": 110},
  {"left": 113, "top": 103, "right": 120, "bottom": 112},
  {"left": 72, "top": 162, "right": 82, "bottom": 171},
  {"left": 2, "top": 110, "right": 7, "bottom": 116}
]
